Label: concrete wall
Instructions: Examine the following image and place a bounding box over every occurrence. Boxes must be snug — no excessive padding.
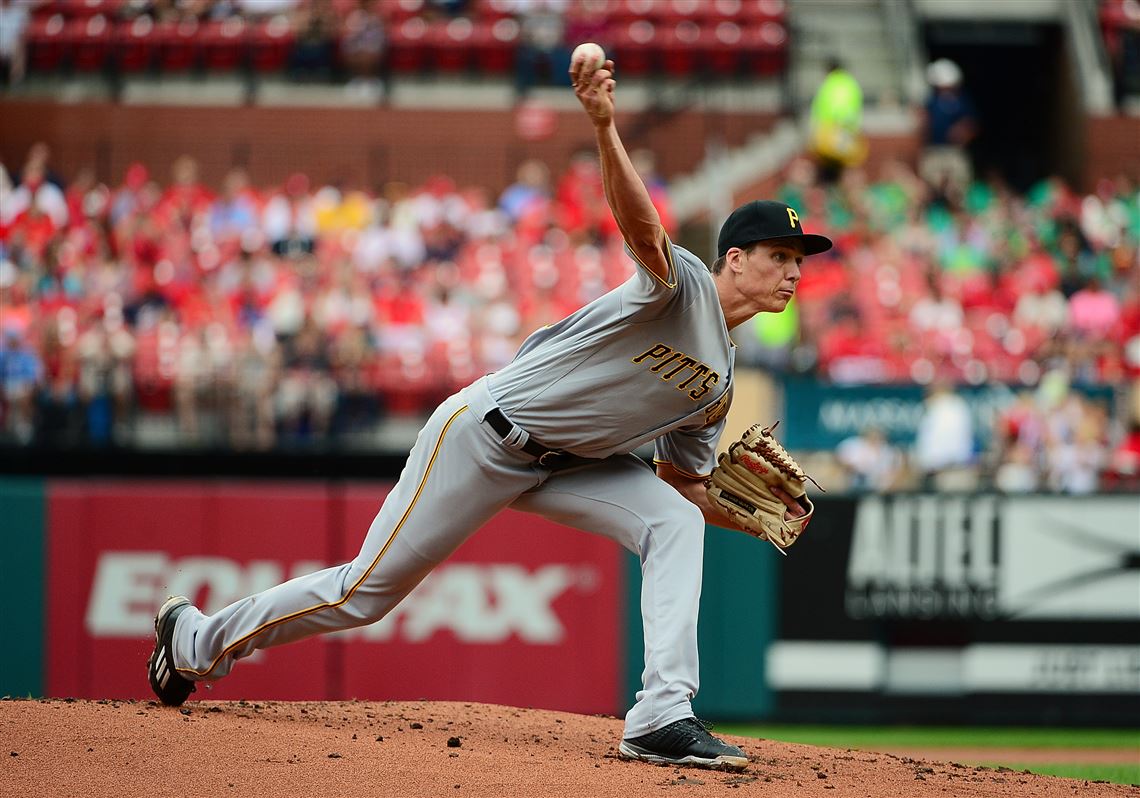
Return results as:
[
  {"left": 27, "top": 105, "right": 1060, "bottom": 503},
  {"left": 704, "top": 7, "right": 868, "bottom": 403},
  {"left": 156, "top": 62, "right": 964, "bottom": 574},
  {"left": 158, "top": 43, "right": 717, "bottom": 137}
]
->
[{"left": 0, "top": 100, "right": 777, "bottom": 190}]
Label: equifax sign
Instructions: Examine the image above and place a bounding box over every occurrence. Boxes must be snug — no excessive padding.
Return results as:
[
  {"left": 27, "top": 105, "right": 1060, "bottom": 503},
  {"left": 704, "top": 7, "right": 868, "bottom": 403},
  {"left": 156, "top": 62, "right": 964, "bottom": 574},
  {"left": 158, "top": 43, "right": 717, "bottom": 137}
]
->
[{"left": 86, "top": 552, "right": 594, "bottom": 644}]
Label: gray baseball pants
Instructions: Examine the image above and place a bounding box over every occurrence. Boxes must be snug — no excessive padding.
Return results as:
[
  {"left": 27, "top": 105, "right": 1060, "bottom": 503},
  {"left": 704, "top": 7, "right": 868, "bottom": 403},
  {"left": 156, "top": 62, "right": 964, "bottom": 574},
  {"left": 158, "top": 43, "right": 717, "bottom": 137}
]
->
[{"left": 171, "top": 378, "right": 706, "bottom": 738}]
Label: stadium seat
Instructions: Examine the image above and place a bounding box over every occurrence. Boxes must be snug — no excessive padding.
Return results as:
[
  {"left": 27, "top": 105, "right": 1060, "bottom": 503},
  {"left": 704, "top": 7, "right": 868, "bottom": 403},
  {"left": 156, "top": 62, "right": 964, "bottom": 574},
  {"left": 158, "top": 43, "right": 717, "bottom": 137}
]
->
[
  {"left": 699, "top": 22, "right": 744, "bottom": 76},
  {"left": 384, "top": 0, "right": 427, "bottom": 23},
  {"left": 470, "top": 18, "right": 520, "bottom": 74},
  {"left": 65, "top": 14, "right": 113, "bottom": 72},
  {"left": 658, "top": 20, "right": 700, "bottom": 77},
  {"left": 24, "top": 13, "right": 67, "bottom": 72},
  {"left": 155, "top": 19, "right": 201, "bottom": 72},
  {"left": 428, "top": 18, "right": 475, "bottom": 72},
  {"left": 198, "top": 18, "right": 248, "bottom": 72},
  {"left": 471, "top": 0, "right": 516, "bottom": 20},
  {"left": 113, "top": 16, "right": 158, "bottom": 73},
  {"left": 608, "top": 19, "right": 657, "bottom": 76},
  {"left": 611, "top": 0, "right": 667, "bottom": 23},
  {"left": 386, "top": 16, "right": 430, "bottom": 73},
  {"left": 741, "top": 0, "right": 787, "bottom": 21},
  {"left": 249, "top": 16, "right": 294, "bottom": 73},
  {"left": 706, "top": 0, "right": 743, "bottom": 21},
  {"left": 565, "top": 0, "right": 619, "bottom": 25},
  {"left": 739, "top": 21, "right": 788, "bottom": 76},
  {"left": 660, "top": 0, "right": 706, "bottom": 24},
  {"left": 58, "top": 0, "right": 125, "bottom": 18}
]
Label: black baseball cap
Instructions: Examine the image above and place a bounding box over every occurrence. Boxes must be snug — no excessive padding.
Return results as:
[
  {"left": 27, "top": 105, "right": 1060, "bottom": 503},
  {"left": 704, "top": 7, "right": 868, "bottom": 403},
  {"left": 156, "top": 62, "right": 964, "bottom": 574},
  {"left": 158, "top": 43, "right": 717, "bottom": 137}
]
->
[{"left": 717, "top": 200, "right": 833, "bottom": 258}]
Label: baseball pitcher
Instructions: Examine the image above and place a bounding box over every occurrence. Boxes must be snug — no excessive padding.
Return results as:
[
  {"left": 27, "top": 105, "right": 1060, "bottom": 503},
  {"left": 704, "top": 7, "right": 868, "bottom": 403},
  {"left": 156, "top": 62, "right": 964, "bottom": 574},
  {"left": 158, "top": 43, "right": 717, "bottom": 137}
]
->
[{"left": 148, "top": 48, "right": 831, "bottom": 770}]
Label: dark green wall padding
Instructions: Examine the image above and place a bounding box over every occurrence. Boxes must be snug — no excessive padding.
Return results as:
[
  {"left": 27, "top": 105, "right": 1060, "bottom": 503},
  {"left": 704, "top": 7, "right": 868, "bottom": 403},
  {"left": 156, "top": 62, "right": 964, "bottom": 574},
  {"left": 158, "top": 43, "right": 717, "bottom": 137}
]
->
[
  {"left": 623, "top": 526, "right": 779, "bottom": 721},
  {"left": 0, "top": 478, "right": 46, "bottom": 697}
]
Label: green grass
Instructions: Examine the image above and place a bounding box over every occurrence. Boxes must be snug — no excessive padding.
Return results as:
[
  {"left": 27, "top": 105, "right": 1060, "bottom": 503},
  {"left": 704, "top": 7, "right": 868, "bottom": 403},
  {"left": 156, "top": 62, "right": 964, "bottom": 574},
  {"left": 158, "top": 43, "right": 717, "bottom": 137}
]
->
[
  {"left": 992, "top": 763, "right": 1140, "bottom": 785},
  {"left": 717, "top": 724, "right": 1140, "bottom": 750},
  {"left": 718, "top": 725, "right": 1140, "bottom": 786}
]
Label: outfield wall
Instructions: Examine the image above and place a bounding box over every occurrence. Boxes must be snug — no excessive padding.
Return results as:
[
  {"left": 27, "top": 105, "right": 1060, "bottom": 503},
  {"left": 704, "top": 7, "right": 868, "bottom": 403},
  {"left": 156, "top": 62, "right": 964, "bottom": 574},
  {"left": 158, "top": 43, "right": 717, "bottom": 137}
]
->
[
  {"left": 773, "top": 493, "right": 1140, "bottom": 725},
  {"left": 2, "top": 478, "right": 1135, "bottom": 724},
  {"left": 0, "top": 477, "right": 778, "bottom": 721}
]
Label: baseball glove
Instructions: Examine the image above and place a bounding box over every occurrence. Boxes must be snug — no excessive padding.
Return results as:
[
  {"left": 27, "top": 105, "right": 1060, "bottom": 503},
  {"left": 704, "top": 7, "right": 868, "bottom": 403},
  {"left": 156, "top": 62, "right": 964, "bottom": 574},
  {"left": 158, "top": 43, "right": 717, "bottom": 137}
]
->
[{"left": 706, "top": 422, "right": 820, "bottom": 553}]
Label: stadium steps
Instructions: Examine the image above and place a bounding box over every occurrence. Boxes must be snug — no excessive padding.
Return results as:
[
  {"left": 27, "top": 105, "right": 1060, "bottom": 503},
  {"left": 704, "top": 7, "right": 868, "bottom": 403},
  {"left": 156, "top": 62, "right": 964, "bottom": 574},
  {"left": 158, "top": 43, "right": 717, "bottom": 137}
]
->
[{"left": 787, "top": 0, "right": 913, "bottom": 107}]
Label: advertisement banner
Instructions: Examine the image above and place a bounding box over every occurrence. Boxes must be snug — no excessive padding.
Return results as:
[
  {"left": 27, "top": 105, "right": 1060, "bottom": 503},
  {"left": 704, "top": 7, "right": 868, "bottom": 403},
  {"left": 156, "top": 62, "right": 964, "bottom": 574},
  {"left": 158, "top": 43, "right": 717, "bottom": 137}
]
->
[
  {"left": 44, "top": 481, "right": 623, "bottom": 714},
  {"left": 779, "top": 376, "right": 1114, "bottom": 451},
  {"left": 772, "top": 494, "right": 1140, "bottom": 724},
  {"left": 46, "top": 481, "right": 336, "bottom": 700},
  {"left": 336, "top": 485, "right": 622, "bottom": 714}
]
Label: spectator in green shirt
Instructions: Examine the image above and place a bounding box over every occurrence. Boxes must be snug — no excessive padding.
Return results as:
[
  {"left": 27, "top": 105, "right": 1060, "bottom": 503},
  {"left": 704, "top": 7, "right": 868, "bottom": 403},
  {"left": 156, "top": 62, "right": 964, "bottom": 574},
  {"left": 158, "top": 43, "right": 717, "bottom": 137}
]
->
[{"left": 808, "top": 58, "right": 867, "bottom": 183}]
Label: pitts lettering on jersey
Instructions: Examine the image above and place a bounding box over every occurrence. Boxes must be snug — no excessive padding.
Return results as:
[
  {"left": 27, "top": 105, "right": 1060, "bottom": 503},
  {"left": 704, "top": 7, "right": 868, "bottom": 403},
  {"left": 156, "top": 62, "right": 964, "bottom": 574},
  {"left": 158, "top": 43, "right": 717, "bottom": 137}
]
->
[{"left": 632, "top": 343, "right": 721, "bottom": 401}]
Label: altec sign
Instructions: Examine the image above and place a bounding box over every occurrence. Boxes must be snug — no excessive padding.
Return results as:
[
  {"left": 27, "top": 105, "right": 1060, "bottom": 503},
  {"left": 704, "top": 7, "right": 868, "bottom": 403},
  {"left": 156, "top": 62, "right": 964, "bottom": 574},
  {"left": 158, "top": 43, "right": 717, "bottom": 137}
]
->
[
  {"left": 770, "top": 494, "right": 1140, "bottom": 703},
  {"left": 844, "top": 495, "right": 1140, "bottom": 621},
  {"left": 45, "top": 481, "right": 623, "bottom": 712}
]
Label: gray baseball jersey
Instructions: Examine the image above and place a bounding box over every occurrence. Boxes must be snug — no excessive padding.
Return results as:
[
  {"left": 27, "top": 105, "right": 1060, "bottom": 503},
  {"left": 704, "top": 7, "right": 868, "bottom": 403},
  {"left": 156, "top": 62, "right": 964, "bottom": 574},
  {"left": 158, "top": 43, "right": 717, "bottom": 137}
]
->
[
  {"left": 489, "top": 242, "right": 735, "bottom": 473},
  {"left": 168, "top": 238, "right": 735, "bottom": 739}
]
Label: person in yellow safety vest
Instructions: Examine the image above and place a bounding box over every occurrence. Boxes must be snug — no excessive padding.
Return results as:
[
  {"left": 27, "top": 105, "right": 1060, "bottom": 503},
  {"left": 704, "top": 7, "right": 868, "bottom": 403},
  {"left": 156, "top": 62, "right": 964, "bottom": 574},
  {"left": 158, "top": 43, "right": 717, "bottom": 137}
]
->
[{"left": 808, "top": 58, "right": 868, "bottom": 182}]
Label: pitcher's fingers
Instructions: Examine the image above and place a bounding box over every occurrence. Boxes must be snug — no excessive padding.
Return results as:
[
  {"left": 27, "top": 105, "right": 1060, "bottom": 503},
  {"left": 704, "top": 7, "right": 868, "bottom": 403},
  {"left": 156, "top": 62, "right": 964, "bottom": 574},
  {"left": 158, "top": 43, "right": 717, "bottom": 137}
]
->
[
  {"left": 591, "top": 67, "right": 612, "bottom": 87},
  {"left": 569, "top": 57, "right": 588, "bottom": 86},
  {"left": 770, "top": 485, "right": 806, "bottom": 515}
]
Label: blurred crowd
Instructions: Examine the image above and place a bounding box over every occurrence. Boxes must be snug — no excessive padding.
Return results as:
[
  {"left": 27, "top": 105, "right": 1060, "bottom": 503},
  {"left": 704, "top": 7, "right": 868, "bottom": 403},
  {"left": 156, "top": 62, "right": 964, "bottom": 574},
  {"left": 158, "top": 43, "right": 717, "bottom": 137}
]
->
[
  {"left": 767, "top": 152, "right": 1138, "bottom": 494},
  {"left": 1, "top": 139, "right": 1137, "bottom": 491},
  {"left": 0, "top": 142, "right": 664, "bottom": 450},
  {"left": 767, "top": 157, "right": 1138, "bottom": 388},
  {"left": 829, "top": 374, "right": 1139, "bottom": 496}
]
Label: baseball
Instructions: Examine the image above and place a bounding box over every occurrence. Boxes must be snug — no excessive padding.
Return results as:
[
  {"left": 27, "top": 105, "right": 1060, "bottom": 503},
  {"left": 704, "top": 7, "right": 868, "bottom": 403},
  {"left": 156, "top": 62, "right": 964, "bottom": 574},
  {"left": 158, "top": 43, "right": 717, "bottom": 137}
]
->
[{"left": 571, "top": 42, "right": 606, "bottom": 74}]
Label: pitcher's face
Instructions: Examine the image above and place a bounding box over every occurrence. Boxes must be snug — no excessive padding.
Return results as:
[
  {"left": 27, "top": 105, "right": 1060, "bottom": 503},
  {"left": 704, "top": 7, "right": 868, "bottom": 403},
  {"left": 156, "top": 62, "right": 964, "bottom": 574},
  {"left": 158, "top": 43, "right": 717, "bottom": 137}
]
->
[{"left": 727, "top": 238, "right": 804, "bottom": 313}]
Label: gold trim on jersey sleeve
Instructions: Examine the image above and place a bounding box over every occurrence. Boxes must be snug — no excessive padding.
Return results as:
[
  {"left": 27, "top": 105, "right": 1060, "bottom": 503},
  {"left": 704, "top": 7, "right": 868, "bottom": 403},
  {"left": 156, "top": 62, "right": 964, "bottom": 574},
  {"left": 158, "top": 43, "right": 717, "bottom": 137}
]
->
[
  {"left": 626, "top": 228, "right": 677, "bottom": 289},
  {"left": 653, "top": 459, "right": 712, "bottom": 480},
  {"left": 180, "top": 404, "right": 471, "bottom": 679}
]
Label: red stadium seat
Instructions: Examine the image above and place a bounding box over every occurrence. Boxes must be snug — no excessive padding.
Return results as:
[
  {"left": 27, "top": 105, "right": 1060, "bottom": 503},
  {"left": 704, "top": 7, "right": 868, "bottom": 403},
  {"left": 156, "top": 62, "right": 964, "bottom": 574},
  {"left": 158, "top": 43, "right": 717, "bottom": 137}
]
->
[
  {"left": 427, "top": 18, "right": 475, "bottom": 72},
  {"left": 66, "top": 14, "right": 112, "bottom": 72},
  {"left": 611, "top": 0, "right": 667, "bottom": 23},
  {"left": 58, "top": 0, "right": 125, "bottom": 18},
  {"left": 24, "top": 14, "right": 67, "bottom": 72},
  {"left": 386, "top": 16, "right": 429, "bottom": 73},
  {"left": 566, "top": 0, "right": 619, "bottom": 25},
  {"left": 706, "top": 0, "right": 740, "bottom": 21},
  {"left": 741, "top": 0, "right": 787, "bottom": 21},
  {"left": 384, "top": 0, "right": 427, "bottom": 23},
  {"left": 249, "top": 16, "right": 294, "bottom": 73},
  {"left": 740, "top": 21, "right": 788, "bottom": 76},
  {"left": 113, "top": 16, "right": 157, "bottom": 73},
  {"left": 658, "top": 19, "right": 700, "bottom": 77},
  {"left": 660, "top": 0, "right": 706, "bottom": 24},
  {"left": 198, "top": 18, "right": 248, "bottom": 71},
  {"left": 697, "top": 22, "right": 743, "bottom": 77},
  {"left": 470, "top": 18, "right": 520, "bottom": 74},
  {"left": 471, "top": 0, "right": 516, "bottom": 20},
  {"left": 608, "top": 19, "right": 657, "bottom": 75},
  {"left": 154, "top": 19, "right": 201, "bottom": 71}
]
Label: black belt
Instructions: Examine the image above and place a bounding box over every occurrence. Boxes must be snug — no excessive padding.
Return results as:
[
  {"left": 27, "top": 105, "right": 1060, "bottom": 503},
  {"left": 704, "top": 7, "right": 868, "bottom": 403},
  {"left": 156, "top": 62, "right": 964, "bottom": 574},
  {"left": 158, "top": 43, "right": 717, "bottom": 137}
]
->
[{"left": 485, "top": 408, "right": 594, "bottom": 470}]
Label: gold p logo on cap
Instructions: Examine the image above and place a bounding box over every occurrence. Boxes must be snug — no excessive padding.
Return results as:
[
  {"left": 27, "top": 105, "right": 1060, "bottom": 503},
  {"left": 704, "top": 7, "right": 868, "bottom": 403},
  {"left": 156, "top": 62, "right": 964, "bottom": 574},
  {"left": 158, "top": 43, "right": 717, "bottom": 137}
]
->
[{"left": 787, "top": 208, "right": 800, "bottom": 229}]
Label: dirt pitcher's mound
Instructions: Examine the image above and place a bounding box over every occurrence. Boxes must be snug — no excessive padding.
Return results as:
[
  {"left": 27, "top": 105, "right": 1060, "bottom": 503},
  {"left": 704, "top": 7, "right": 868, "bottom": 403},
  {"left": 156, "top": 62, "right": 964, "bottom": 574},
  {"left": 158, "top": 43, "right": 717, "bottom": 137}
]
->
[{"left": 1, "top": 699, "right": 1135, "bottom": 798}]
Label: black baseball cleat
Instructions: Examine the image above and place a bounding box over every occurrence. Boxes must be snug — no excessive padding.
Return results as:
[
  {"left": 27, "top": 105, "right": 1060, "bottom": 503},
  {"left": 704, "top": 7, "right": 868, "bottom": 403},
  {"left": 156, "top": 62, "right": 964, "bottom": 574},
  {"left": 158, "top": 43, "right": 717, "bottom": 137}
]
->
[
  {"left": 619, "top": 717, "right": 749, "bottom": 770},
  {"left": 147, "top": 595, "right": 196, "bottom": 706}
]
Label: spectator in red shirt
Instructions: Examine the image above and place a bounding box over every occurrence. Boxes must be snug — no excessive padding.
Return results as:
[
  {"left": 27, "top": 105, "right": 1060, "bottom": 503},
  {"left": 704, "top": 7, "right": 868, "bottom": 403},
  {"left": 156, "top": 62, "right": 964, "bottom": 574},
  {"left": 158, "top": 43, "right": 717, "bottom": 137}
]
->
[
  {"left": 554, "top": 149, "right": 605, "bottom": 242},
  {"left": 157, "top": 155, "right": 213, "bottom": 233}
]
